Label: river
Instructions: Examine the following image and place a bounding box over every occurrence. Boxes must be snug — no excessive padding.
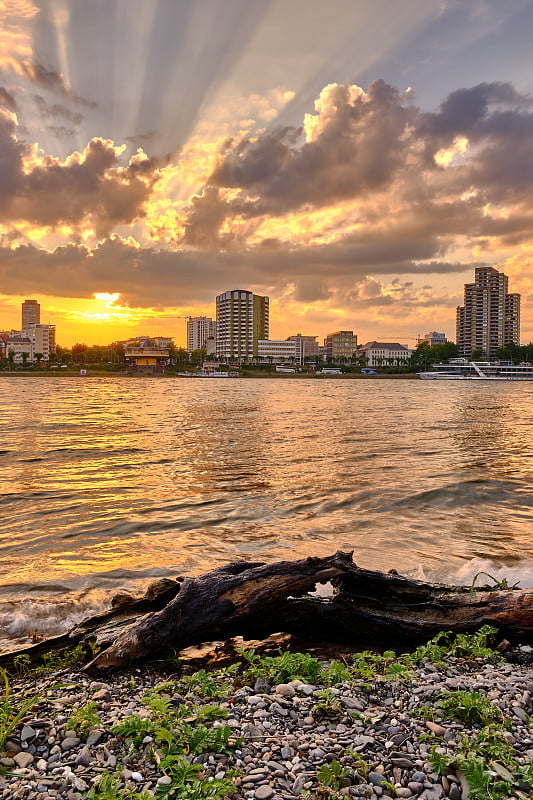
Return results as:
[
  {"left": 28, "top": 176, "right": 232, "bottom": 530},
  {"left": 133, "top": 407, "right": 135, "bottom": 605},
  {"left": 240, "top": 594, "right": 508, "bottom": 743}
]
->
[{"left": 1, "top": 375, "right": 532, "bottom": 648}]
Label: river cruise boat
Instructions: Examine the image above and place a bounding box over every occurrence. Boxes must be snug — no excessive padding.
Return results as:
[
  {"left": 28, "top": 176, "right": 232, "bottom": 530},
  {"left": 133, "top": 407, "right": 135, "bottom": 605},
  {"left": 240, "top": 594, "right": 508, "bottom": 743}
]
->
[{"left": 418, "top": 359, "right": 533, "bottom": 380}]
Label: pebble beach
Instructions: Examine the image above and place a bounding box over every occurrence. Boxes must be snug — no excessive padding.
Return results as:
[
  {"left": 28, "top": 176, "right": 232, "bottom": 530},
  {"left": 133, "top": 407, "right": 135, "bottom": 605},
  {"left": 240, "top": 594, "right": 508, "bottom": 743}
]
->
[{"left": 1, "top": 648, "right": 533, "bottom": 800}]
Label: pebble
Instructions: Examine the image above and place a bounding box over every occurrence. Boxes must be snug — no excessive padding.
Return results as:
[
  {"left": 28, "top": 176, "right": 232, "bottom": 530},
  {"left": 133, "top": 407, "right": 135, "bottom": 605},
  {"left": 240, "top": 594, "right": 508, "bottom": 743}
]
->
[{"left": 0, "top": 651, "right": 531, "bottom": 800}]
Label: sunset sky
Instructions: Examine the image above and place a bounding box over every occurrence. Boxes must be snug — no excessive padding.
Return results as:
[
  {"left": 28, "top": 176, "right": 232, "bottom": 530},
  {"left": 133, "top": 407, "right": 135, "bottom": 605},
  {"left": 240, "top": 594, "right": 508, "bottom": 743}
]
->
[{"left": 1, "top": 0, "right": 533, "bottom": 347}]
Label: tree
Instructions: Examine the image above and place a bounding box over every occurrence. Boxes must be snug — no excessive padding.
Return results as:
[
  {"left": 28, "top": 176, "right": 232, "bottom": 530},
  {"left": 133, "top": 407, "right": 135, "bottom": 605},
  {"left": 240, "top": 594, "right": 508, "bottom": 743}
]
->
[
  {"left": 21, "top": 351, "right": 29, "bottom": 367},
  {"left": 471, "top": 348, "right": 485, "bottom": 361},
  {"left": 34, "top": 352, "right": 44, "bottom": 364},
  {"left": 72, "top": 343, "right": 88, "bottom": 363},
  {"left": 190, "top": 348, "right": 207, "bottom": 367}
]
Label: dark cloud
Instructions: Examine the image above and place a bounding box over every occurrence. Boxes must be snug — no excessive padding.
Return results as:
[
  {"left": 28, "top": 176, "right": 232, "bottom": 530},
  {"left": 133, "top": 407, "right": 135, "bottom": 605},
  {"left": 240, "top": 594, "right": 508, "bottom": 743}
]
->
[
  {"left": 0, "top": 235, "right": 475, "bottom": 309},
  {"left": 0, "top": 110, "right": 167, "bottom": 235},
  {"left": 33, "top": 94, "right": 83, "bottom": 125},
  {"left": 194, "top": 79, "right": 533, "bottom": 255},
  {"left": 18, "top": 61, "right": 97, "bottom": 108},
  {"left": 210, "top": 81, "right": 415, "bottom": 215},
  {"left": 0, "top": 88, "right": 16, "bottom": 111}
]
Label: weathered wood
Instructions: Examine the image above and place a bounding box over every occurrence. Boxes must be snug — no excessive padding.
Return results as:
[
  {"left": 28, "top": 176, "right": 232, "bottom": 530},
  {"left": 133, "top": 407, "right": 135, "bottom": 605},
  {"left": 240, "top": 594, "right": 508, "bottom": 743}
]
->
[
  {"left": 84, "top": 552, "right": 350, "bottom": 673},
  {"left": 2, "top": 552, "right": 532, "bottom": 674},
  {"left": 84, "top": 551, "right": 533, "bottom": 674}
]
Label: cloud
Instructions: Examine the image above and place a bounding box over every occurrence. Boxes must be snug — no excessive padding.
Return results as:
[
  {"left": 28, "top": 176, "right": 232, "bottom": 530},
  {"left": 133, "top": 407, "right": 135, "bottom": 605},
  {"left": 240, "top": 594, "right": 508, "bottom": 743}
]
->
[
  {"left": 33, "top": 94, "right": 83, "bottom": 125},
  {"left": 0, "top": 86, "right": 16, "bottom": 110},
  {"left": 0, "top": 109, "right": 169, "bottom": 235}
]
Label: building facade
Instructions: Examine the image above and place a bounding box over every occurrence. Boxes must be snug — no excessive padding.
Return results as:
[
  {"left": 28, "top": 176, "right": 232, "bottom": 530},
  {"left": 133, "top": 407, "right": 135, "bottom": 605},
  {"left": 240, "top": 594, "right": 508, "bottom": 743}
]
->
[
  {"left": 323, "top": 330, "right": 358, "bottom": 360},
  {"left": 287, "top": 334, "right": 320, "bottom": 364},
  {"left": 456, "top": 266, "right": 521, "bottom": 359},
  {"left": 23, "top": 324, "right": 56, "bottom": 361},
  {"left": 187, "top": 317, "right": 216, "bottom": 353},
  {"left": 418, "top": 332, "right": 447, "bottom": 346},
  {"left": 216, "top": 290, "right": 269, "bottom": 360},
  {"left": 22, "top": 299, "right": 40, "bottom": 328},
  {"left": 6, "top": 335, "right": 33, "bottom": 363},
  {"left": 258, "top": 339, "right": 296, "bottom": 363},
  {"left": 357, "top": 342, "right": 411, "bottom": 367}
]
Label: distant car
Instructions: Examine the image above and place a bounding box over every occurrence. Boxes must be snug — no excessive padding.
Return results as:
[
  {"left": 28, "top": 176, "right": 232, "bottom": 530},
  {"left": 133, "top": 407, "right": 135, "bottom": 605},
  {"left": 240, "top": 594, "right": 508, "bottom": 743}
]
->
[{"left": 361, "top": 368, "right": 377, "bottom": 374}]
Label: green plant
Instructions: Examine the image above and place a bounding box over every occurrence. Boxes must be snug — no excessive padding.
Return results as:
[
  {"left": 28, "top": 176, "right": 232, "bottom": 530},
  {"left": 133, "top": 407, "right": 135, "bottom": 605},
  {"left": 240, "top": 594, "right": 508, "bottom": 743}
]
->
[
  {"left": 429, "top": 724, "right": 533, "bottom": 800},
  {"left": 86, "top": 773, "right": 152, "bottom": 800},
  {"left": 0, "top": 668, "right": 41, "bottom": 753},
  {"left": 237, "top": 648, "right": 322, "bottom": 685},
  {"left": 343, "top": 749, "right": 369, "bottom": 779},
  {"left": 438, "top": 690, "right": 502, "bottom": 727},
  {"left": 383, "top": 662, "right": 414, "bottom": 682},
  {"left": 179, "top": 666, "right": 237, "bottom": 700},
  {"left": 469, "top": 572, "right": 519, "bottom": 592},
  {"left": 317, "top": 759, "right": 350, "bottom": 790},
  {"left": 158, "top": 753, "right": 235, "bottom": 799},
  {"left": 314, "top": 688, "right": 343, "bottom": 716},
  {"left": 67, "top": 700, "right": 102, "bottom": 739},
  {"left": 41, "top": 644, "right": 87, "bottom": 672},
  {"left": 12, "top": 653, "right": 31, "bottom": 678},
  {"left": 321, "top": 659, "right": 353, "bottom": 686}
]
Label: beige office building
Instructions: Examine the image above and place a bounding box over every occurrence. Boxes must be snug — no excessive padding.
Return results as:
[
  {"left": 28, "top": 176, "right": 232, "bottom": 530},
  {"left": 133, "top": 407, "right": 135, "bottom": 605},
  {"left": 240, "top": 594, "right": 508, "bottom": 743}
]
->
[{"left": 456, "top": 266, "right": 520, "bottom": 359}]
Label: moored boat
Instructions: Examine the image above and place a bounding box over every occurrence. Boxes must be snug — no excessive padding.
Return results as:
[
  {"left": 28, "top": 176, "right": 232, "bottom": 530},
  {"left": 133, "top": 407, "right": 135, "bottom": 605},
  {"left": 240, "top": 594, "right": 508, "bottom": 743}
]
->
[{"left": 418, "top": 359, "right": 533, "bottom": 380}]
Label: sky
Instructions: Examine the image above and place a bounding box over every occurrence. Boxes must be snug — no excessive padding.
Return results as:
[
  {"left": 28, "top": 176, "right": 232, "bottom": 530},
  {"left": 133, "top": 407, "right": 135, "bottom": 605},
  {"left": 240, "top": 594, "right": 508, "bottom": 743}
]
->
[{"left": 1, "top": 0, "right": 533, "bottom": 348}]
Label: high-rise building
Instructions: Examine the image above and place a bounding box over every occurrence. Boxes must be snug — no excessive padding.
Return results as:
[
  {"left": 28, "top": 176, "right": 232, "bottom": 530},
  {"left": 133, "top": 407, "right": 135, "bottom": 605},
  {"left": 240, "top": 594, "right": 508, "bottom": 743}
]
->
[
  {"left": 323, "top": 330, "right": 358, "bottom": 360},
  {"left": 22, "top": 299, "right": 40, "bottom": 328},
  {"left": 418, "top": 332, "right": 447, "bottom": 346},
  {"left": 456, "top": 266, "right": 520, "bottom": 359},
  {"left": 216, "top": 290, "right": 269, "bottom": 360},
  {"left": 187, "top": 317, "right": 216, "bottom": 353}
]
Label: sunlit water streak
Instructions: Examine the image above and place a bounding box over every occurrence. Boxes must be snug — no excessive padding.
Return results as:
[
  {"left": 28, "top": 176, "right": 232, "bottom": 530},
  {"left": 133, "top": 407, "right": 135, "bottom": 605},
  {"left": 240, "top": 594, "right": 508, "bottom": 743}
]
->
[{"left": 1, "top": 376, "right": 532, "bottom": 648}]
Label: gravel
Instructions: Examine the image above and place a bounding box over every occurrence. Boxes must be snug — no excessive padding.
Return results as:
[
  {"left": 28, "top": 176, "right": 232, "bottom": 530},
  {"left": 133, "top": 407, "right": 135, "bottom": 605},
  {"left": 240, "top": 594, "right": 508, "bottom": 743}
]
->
[{"left": 1, "top": 653, "right": 532, "bottom": 799}]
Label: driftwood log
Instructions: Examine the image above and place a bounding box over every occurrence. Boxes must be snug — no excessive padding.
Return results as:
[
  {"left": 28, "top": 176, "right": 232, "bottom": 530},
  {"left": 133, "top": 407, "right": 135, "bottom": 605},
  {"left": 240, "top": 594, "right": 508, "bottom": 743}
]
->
[
  {"left": 1, "top": 552, "right": 532, "bottom": 673},
  {"left": 82, "top": 550, "right": 533, "bottom": 674}
]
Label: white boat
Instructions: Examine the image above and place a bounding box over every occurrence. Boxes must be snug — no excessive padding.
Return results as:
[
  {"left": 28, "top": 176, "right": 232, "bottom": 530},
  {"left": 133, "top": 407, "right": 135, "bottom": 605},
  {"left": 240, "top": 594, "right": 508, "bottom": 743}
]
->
[{"left": 418, "top": 360, "right": 533, "bottom": 380}]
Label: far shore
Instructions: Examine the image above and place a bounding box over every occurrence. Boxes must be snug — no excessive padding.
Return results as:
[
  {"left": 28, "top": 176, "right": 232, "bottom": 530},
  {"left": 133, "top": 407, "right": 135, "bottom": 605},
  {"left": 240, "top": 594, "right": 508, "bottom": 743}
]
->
[{"left": 0, "top": 369, "right": 419, "bottom": 379}]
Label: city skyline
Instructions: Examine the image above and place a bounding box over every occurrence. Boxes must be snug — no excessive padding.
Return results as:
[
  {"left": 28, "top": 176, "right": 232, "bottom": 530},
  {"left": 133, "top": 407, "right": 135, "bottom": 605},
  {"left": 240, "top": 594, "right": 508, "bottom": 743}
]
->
[{"left": 1, "top": 1, "right": 533, "bottom": 347}]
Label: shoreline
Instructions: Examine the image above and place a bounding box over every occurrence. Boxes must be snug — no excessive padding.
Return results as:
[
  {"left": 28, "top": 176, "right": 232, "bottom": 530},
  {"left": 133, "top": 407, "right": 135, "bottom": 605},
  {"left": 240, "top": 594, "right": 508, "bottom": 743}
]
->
[
  {"left": 1, "top": 639, "right": 532, "bottom": 800},
  {"left": 0, "top": 370, "right": 419, "bottom": 379}
]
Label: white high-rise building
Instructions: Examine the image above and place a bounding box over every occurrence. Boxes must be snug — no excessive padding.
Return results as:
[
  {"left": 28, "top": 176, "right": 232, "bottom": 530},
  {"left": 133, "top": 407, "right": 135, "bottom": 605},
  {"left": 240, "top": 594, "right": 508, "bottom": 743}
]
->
[
  {"left": 216, "top": 290, "right": 269, "bottom": 360},
  {"left": 23, "top": 324, "right": 56, "bottom": 361},
  {"left": 187, "top": 317, "right": 216, "bottom": 353}
]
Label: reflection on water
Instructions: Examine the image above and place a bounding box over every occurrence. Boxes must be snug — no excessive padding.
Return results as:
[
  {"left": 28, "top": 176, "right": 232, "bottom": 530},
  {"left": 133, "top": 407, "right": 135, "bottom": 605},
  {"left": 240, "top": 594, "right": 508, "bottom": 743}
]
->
[{"left": 1, "top": 376, "right": 533, "bottom": 644}]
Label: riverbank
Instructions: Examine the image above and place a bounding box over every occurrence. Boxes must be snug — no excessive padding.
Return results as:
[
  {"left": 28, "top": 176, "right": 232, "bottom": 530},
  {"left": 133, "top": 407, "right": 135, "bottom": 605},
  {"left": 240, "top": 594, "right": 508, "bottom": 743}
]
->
[
  {"left": 0, "top": 370, "right": 418, "bottom": 379},
  {"left": 1, "top": 639, "right": 532, "bottom": 800}
]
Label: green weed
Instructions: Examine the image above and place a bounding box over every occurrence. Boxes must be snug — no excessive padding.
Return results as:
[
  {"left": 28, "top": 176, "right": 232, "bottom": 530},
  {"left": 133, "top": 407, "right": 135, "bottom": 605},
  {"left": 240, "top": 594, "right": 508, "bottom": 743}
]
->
[
  {"left": 237, "top": 648, "right": 322, "bottom": 685},
  {"left": 438, "top": 690, "right": 503, "bottom": 727},
  {"left": 0, "top": 668, "right": 41, "bottom": 753},
  {"left": 67, "top": 700, "right": 102, "bottom": 740}
]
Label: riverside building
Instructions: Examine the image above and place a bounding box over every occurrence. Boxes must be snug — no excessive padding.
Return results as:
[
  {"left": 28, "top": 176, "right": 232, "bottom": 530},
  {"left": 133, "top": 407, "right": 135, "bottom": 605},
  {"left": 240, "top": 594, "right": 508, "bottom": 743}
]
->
[
  {"left": 456, "top": 266, "right": 520, "bottom": 359},
  {"left": 187, "top": 316, "right": 216, "bottom": 353},
  {"left": 323, "top": 330, "right": 358, "bottom": 360},
  {"left": 216, "top": 290, "right": 269, "bottom": 361},
  {"left": 22, "top": 299, "right": 40, "bottom": 328}
]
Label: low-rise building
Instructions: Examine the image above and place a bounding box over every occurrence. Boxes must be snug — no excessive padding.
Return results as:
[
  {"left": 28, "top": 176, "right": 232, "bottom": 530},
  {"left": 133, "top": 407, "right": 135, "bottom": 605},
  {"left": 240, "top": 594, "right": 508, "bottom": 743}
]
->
[
  {"left": 357, "top": 341, "right": 412, "bottom": 367},
  {"left": 124, "top": 337, "right": 170, "bottom": 373},
  {"left": 418, "top": 331, "right": 447, "bottom": 346},
  {"left": 258, "top": 339, "right": 296, "bottom": 363},
  {"left": 286, "top": 334, "right": 320, "bottom": 364},
  {"left": 7, "top": 334, "right": 33, "bottom": 363},
  {"left": 323, "top": 330, "right": 358, "bottom": 360}
]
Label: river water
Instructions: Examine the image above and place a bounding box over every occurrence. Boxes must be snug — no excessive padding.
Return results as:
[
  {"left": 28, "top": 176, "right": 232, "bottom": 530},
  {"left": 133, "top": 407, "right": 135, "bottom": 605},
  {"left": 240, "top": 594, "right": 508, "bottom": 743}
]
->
[{"left": 1, "top": 375, "right": 532, "bottom": 648}]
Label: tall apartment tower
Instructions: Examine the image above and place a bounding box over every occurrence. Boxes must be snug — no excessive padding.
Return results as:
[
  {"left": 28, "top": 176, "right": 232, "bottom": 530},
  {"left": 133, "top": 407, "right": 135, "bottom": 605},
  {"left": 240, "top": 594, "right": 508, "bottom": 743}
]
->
[
  {"left": 456, "top": 266, "right": 521, "bottom": 359},
  {"left": 22, "top": 299, "right": 40, "bottom": 328},
  {"left": 216, "top": 290, "right": 269, "bottom": 360},
  {"left": 187, "top": 317, "right": 216, "bottom": 353}
]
